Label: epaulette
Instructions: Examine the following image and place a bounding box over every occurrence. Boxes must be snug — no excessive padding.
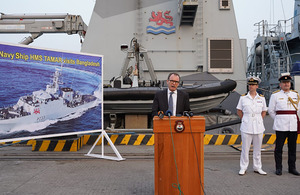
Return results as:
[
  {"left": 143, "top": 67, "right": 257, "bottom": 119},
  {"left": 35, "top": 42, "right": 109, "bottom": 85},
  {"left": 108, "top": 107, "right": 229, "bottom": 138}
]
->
[
  {"left": 241, "top": 93, "right": 247, "bottom": 96},
  {"left": 272, "top": 90, "right": 280, "bottom": 94},
  {"left": 259, "top": 93, "right": 264, "bottom": 97},
  {"left": 291, "top": 90, "right": 298, "bottom": 93}
]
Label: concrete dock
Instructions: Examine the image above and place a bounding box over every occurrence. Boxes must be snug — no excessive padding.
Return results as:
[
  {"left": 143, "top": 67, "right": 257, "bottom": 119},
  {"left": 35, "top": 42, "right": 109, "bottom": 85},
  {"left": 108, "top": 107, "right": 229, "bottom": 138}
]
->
[{"left": 0, "top": 143, "right": 299, "bottom": 195}]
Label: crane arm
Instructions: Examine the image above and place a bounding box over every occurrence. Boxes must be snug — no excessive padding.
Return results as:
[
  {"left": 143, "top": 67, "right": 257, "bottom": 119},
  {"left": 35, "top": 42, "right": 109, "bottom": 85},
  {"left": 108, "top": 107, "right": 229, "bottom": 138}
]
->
[{"left": 0, "top": 13, "right": 87, "bottom": 45}]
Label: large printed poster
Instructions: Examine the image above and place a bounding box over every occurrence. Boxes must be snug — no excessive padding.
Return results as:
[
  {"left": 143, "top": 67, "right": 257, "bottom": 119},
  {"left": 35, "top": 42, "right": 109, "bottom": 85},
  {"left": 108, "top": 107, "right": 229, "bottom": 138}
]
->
[{"left": 0, "top": 43, "right": 103, "bottom": 142}]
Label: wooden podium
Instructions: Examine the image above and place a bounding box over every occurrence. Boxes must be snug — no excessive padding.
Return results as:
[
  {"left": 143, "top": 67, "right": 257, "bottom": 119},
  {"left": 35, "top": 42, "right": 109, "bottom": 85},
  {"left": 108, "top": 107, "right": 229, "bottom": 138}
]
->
[{"left": 153, "top": 116, "right": 205, "bottom": 195}]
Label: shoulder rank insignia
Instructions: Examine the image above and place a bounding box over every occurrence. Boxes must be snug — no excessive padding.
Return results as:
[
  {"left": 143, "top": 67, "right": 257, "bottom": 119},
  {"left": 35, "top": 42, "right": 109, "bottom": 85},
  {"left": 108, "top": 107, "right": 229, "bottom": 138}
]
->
[
  {"left": 241, "top": 93, "right": 247, "bottom": 96},
  {"left": 259, "top": 93, "right": 264, "bottom": 97},
  {"left": 291, "top": 90, "right": 298, "bottom": 93},
  {"left": 272, "top": 90, "right": 280, "bottom": 94}
]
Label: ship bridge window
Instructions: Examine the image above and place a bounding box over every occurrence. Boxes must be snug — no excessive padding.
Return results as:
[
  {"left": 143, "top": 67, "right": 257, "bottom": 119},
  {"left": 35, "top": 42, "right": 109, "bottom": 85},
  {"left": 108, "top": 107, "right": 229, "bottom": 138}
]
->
[
  {"left": 219, "top": 0, "right": 230, "bottom": 10},
  {"left": 208, "top": 39, "right": 233, "bottom": 73}
]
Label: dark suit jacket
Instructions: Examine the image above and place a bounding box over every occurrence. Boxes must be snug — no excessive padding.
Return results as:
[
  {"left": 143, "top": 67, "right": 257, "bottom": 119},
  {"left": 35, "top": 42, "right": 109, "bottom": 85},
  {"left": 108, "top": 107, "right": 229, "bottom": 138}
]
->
[{"left": 152, "top": 89, "right": 190, "bottom": 117}]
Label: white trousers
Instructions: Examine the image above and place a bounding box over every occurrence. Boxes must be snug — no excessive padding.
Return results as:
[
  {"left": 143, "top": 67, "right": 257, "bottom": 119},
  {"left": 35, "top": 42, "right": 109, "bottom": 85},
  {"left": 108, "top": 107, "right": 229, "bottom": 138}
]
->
[{"left": 240, "top": 132, "right": 263, "bottom": 170}]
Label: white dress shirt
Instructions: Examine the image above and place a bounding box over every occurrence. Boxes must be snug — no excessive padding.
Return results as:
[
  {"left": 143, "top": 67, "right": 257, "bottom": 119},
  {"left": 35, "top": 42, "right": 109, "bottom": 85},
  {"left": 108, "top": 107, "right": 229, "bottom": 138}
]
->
[
  {"left": 167, "top": 89, "right": 177, "bottom": 116},
  {"left": 236, "top": 92, "right": 267, "bottom": 134},
  {"left": 268, "top": 90, "right": 300, "bottom": 131}
]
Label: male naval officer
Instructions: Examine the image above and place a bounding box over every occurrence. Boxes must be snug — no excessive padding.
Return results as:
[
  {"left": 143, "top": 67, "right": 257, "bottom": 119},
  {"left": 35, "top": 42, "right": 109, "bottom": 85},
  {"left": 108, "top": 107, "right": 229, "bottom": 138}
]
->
[
  {"left": 152, "top": 72, "right": 190, "bottom": 117},
  {"left": 268, "top": 73, "right": 300, "bottom": 176}
]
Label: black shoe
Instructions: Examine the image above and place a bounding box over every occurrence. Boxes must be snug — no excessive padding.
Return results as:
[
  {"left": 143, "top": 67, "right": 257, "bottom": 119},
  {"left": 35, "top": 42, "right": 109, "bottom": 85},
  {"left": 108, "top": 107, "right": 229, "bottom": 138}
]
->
[
  {"left": 288, "top": 169, "right": 300, "bottom": 176},
  {"left": 276, "top": 169, "right": 282, "bottom": 175}
]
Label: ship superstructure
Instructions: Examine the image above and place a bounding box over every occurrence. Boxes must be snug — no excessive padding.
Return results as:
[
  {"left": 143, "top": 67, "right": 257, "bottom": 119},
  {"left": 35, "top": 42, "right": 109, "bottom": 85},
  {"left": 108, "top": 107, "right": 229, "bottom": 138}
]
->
[
  {"left": 81, "top": 0, "right": 247, "bottom": 94},
  {"left": 80, "top": 0, "right": 246, "bottom": 129},
  {"left": 247, "top": 0, "right": 300, "bottom": 102}
]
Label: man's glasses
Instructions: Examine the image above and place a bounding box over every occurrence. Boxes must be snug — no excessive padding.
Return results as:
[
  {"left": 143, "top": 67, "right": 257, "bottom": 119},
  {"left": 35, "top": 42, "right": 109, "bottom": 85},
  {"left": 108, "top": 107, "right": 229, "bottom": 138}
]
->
[{"left": 169, "top": 80, "right": 179, "bottom": 84}]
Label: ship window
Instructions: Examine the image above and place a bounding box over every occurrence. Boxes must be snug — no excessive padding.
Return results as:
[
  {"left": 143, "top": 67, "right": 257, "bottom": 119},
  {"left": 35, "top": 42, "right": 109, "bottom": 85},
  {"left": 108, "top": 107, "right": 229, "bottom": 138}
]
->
[
  {"left": 208, "top": 39, "right": 233, "bottom": 73},
  {"left": 219, "top": 0, "right": 230, "bottom": 10}
]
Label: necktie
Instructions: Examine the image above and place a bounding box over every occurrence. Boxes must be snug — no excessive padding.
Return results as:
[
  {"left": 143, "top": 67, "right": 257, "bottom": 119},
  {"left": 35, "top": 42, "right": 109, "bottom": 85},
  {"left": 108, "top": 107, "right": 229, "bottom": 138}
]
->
[{"left": 168, "top": 92, "right": 174, "bottom": 115}]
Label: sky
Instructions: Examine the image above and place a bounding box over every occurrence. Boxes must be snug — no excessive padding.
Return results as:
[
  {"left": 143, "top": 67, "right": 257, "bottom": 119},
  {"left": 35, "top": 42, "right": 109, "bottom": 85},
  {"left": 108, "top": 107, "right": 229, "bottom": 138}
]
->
[{"left": 0, "top": 0, "right": 295, "bottom": 53}]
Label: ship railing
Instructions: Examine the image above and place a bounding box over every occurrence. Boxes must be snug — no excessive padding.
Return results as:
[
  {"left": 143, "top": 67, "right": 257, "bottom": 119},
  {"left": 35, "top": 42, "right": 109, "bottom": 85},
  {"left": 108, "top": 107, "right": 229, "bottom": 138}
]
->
[
  {"left": 0, "top": 106, "right": 30, "bottom": 119},
  {"left": 264, "top": 21, "right": 292, "bottom": 77},
  {"left": 275, "top": 19, "right": 293, "bottom": 35},
  {"left": 254, "top": 20, "right": 269, "bottom": 37},
  {"left": 254, "top": 20, "right": 277, "bottom": 40},
  {"left": 276, "top": 14, "right": 299, "bottom": 36},
  {"left": 268, "top": 20, "right": 291, "bottom": 37},
  {"left": 254, "top": 14, "right": 298, "bottom": 38},
  {"left": 269, "top": 19, "right": 293, "bottom": 74}
]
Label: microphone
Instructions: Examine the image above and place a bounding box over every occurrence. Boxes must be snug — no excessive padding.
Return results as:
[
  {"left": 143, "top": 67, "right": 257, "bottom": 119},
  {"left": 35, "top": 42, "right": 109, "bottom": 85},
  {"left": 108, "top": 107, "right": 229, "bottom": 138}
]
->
[
  {"left": 183, "top": 111, "right": 189, "bottom": 117},
  {"left": 183, "top": 111, "right": 194, "bottom": 117},
  {"left": 183, "top": 111, "right": 188, "bottom": 116},
  {"left": 165, "top": 110, "right": 173, "bottom": 117},
  {"left": 158, "top": 111, "right": 164, "bottom": 119}
]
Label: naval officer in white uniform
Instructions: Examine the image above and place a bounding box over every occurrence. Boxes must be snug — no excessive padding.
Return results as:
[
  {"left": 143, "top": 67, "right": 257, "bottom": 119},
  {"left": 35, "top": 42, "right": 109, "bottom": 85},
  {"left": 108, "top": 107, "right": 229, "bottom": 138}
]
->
[
  {"left": 268, "top": 73, "right": 300, "bottom": 176},
  {"left": 236, "top": 76, "right": 267, "bottom": 175}
]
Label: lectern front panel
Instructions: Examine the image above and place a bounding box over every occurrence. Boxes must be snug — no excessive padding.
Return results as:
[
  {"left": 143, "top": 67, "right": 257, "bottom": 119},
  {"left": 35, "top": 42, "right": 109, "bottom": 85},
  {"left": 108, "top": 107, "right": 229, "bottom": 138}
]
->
[{"left": 153, "top": 116, "right": 205, "bottom": 195}]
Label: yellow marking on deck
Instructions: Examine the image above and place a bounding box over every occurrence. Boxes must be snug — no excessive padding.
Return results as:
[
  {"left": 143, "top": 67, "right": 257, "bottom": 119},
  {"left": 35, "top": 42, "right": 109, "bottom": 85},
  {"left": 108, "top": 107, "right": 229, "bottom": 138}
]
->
[
  {"left": 39, "top": 140, "right": 51, "bottom": 151},
  {"left": 134, "top": 134, "right": 145, "bottom": 145},
  {"left": 228, "top": 134, "right": 239, "bottom": 145},
  {"left": 266, "top": 134, "right": 276, "bottom": 144},
  {"left": 84, "top": 135, "right": 91, "bottom": 145},
  {"left": 96, "top": 135, "right": 103, "bottom": 145},
  {"left": 261, "top": 144, "right": 275, "bottom": 151},
  {"left": 27, "top": 140, "right": 35, "bottom": 145},
  {"left": 120, "top": 134, "right": 131, "bottom": 145},
  {"left": 214, "top": 134, "right": 226, "bottom": 145},
  {"left": 147, "top": 135, "right": 155, "bottom": 145},
  {"left": 54, "top": 140, "right": 65, "bottom": 151},
  {"left": 3, "top": 133, "right": 300, "bottom": 152},
  {"left": 108, "top": 134, "right": 118, "bottom": 145},
  {"left": 204, "top": 134, "right": 213, "bottom": 145},
  {"left": 70, "top": 140, "right": 79, "bottom": 152}
]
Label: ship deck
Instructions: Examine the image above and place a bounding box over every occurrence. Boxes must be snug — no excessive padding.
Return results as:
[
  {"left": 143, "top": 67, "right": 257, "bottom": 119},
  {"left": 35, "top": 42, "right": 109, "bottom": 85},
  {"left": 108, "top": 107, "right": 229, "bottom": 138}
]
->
[{"left": 1, "top": 143, "right": 299, "bottom": 194}]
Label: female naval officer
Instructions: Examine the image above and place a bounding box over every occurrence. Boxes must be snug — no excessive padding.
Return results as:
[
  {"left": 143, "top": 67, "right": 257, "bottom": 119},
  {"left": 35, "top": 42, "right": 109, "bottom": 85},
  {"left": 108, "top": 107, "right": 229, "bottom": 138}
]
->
[{"left": 236, "top": 76, "right": 267, "bottom": 176}]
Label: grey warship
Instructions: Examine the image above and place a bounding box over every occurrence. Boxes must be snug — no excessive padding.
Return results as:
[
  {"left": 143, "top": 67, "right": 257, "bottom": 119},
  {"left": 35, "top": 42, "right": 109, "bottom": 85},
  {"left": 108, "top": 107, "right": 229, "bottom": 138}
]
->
[
  {"left": 0, "top": 68, "right": 99, "bottom": 132},
  {"left": 247, "top": 0, "right": 300, "bottom": 102}
]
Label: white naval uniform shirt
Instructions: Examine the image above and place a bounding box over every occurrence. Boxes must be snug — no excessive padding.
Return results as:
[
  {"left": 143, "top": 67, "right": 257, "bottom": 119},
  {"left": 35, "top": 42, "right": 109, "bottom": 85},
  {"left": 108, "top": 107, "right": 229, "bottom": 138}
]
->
[
  {"left": 236, "top": 92, "right": 267, "bottom": 134},
  {"left": 268, "top": 90, "right": 300, "bottom": 132}
]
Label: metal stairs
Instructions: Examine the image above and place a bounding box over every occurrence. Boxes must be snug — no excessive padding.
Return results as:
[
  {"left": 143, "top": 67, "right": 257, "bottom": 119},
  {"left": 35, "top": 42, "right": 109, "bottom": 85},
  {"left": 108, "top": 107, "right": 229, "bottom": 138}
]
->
[
  {"left": 247, "top": 20, "right": 292, "bottom": 102},
  {"left": 178, "top": 0, "right": 198, "bottom": 26}
]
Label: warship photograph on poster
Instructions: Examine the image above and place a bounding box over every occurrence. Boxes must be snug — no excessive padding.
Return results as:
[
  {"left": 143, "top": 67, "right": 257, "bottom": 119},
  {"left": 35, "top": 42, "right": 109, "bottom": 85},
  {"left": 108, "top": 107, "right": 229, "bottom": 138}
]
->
[
  {"left": 0, "top": 43, "right": 103, "bottom": 141},
  {"left": 0, "top": 67, "right": 100, "bottom": 133}
]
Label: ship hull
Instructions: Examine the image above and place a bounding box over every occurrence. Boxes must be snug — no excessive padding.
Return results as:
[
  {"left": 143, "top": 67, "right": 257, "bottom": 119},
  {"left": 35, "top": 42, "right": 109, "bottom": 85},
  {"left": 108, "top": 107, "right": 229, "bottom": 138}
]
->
[{"left": 0, "top": 96, "right": 98, "bottom": 133}]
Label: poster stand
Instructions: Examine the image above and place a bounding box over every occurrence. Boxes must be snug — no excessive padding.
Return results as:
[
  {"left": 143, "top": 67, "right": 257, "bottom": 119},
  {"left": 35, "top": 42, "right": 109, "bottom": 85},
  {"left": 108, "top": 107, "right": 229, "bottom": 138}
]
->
[{"left": 85, "top": 130, "right": 125, "bottom": 161}]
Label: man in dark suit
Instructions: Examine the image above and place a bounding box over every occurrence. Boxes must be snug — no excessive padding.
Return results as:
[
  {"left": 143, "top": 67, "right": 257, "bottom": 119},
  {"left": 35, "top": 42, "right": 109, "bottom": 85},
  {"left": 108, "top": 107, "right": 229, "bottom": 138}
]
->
[{"left": 152, "top": 72, "right": 190, "bottom": 117}]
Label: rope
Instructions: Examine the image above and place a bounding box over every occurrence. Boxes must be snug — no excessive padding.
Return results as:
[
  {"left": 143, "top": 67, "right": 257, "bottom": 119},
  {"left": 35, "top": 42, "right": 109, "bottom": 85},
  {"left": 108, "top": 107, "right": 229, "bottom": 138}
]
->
[
  {"left": 288, "top": 95, "right": 299, "bottom": 111},
  {"left": 187, "top": 116, "right": 206, "bottom": 195},
  {"left": 0, "top": 140, "right": 29, "bottom": 148},
  {"left": 168, "top": 117, "right": 184, "bottom": 195}
]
